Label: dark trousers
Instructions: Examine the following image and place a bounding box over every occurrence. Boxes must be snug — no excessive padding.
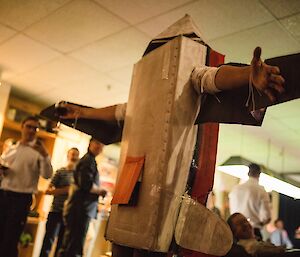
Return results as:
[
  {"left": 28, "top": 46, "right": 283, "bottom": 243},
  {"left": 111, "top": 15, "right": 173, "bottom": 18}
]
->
[
  {"left": 0, "top": 190, "right": 32, "bottom": 257},
  {"left": 39, "top": 212, "right": 65, "bottom": 257},
  {"left": 112, "top": 244, "right": 168, "bottom": 257},
  {"left": 254, "top": 227, "right": 263, "bottom": 241},
  {"left": 57, "top": 211, "right": 91, "bottom": 257}
]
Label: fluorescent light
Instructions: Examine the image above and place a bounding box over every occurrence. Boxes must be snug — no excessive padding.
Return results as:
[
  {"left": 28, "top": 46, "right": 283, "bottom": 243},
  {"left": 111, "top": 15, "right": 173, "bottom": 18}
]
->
[
  {"left": 259, "top": 173, "right": 300, "bottom": 199},
  {"left": 218, "top": 165, "right": 300, "bottom": 199},
  {"left": 218, "top": 165, "right": 249, "bottom": 180}
]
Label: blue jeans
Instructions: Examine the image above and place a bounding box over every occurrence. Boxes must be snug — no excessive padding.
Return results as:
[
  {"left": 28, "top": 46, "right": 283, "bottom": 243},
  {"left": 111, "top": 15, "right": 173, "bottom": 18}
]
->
[{"left": 39, "top": 212, "right": 65, "bottom": 257}]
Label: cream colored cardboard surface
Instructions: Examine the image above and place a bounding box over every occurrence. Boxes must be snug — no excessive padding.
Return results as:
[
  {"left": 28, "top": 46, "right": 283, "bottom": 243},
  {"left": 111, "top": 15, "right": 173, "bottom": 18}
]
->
[
  {"left": 106, "top": 36, "right": 207, "bottom": 252},
  {"left": 155, "top": 14, "right": 203, "bottom": 40},
  {"left": 175, "top": 196, "right": 233, "bottom": 256}
]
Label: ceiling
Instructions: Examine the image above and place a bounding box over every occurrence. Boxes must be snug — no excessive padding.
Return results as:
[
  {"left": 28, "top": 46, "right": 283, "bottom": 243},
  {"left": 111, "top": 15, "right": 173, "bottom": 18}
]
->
[{"left": 0, "top": 0, "right": 300, "bottom": 182}]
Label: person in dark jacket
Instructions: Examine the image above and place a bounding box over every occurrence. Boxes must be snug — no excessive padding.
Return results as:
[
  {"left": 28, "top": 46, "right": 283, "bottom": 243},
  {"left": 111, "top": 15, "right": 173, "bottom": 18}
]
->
[{"left": 57, "top": 138, "right": 106, "bottom": 257}]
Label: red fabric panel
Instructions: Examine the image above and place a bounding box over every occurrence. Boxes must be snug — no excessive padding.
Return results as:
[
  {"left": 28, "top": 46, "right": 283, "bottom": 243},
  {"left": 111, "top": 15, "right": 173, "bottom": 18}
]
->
[
  {"left": 191, "top": 123, "right": 219, "bottom": 203},
  {"left": 208, "top": 50, "right": 225, "bottom": 69},
  {"left": 192, "top": 50, "right": 224, "bottom": 203},
  {"left": 181, "top": 50, "right": 224, "bottom": 257}
]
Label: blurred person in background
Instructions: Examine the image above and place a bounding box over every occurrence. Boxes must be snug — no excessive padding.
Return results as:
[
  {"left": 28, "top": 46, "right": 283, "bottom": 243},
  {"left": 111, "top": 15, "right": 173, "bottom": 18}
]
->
[
  {"left": 58, "top": 138, "right": 106, "bottom": 257},
  {"left": 207, "top": 191, "right": 221, "bottom": 217},
  {"left": 270, "top": 219, "right": 293, "bottom": 249},
  {"left": 39, "top": 147, "right": 80, "bottom": 257},
  {"left": 229, "top": 163, "right": 271, "bottom": 240},
  {"left": 227, "top": 213, "right": 300, "bottom": 257},
  {"left": 0, "top": 116, "right": 53, "bottom": 257}
]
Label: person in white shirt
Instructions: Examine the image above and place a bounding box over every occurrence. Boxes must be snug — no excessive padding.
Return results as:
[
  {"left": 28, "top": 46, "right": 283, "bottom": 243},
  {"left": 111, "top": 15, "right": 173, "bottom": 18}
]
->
[
  {"left": 0, "top": 116, "right": 53, "bottom": 257},
  {"left": 229, "top": 163, "right": 271, "bottom": 240}
]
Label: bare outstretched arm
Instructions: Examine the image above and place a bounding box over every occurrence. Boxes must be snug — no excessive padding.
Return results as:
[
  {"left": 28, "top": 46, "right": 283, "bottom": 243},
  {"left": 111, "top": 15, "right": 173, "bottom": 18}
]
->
[
  {"left": 60, "top": 104, "right": 118, "bottom": 121},
  {"left": 215, "top": 47, "right": 284, "bottom": 102},
  {"left": 60, "top": 47, "right": 284, "bottom": 122}
]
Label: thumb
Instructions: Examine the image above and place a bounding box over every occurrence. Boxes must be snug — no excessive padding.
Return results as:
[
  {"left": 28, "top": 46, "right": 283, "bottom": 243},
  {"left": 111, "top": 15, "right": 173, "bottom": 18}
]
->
[{"left": 251, "top": 46, "right": 262, "bottom": 67}]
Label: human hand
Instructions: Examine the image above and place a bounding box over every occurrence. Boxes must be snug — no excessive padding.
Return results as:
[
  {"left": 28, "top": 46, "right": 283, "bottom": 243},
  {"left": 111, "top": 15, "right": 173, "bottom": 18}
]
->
[
  {"left": 32, "top": 140, "right": 48, "bottom": 158},
  {"left": 57, "top": 103, "right": 81, "bottom": 120},
  {"left": 251, "top": 47, "right": 285, "bottom": 102},
  {"left": 99, "top": 189, "right": 107, "bottom": 198},
  {"left": 45, "top": 184, "right": 60, "bottom": 195},
  {"left": 45, "top": 188, "right": 55, "bottom": 195}
]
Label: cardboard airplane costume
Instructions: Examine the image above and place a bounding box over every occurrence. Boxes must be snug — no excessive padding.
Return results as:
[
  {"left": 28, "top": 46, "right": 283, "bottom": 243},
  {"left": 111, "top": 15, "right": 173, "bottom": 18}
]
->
[{"left": 41, "top": 15, "right": 300, "bottom": 257}]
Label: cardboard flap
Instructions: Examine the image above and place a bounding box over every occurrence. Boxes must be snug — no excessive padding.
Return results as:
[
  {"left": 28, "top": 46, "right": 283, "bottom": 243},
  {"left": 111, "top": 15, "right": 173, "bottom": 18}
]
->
[
  {"left": 175, "top": 196, "right": 233, "bottom": 256},
  {"left": 111, "top": 156, "right": 145, "bottom": 205}
]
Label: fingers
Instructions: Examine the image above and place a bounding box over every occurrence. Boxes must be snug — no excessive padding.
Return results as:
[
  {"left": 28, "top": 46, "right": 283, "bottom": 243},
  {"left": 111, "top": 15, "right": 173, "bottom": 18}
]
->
[
  {"left": 250, "top": 48, "right": 285, "bottom": 103},
  {"left": 32, "top": 143, "right": 48, "bottom": 157},
  {"left": 268, "top": 66, "right": 280, "bottom": 75},
  {"left": 32, "top": 144, "right": 40, "bottom": 150},
  {"left": 100, "top": 190, "right": 107, "bottom": 197},
  {"left": 268, "top": 82, "right": 285, "bottom": 94},
  {"left": 265, "top": 64, "right": 285, "bottom": 95},
  {"left": 32, "top": 145, "right": 42, "bottom": 154},
  {"left": 251, "top": 47, "right": 262, "bottom": 67},
  {"left": 253, "top": 47, "right": 262, "bottom": 60},
  {"left": 263, "top": 88, "right": 276, "bottom": 103},
  {"left": 263, "top": 76, "right": 284, "bottom": 102},
  {"left": 59, "top": 104, "right": 80, "bottom": 119},
  {"left": 35, "top": 141, "right": 45, "bottom": 150},
  {"left": 269, "top": 74, "right": 285, "bottom": 88}
]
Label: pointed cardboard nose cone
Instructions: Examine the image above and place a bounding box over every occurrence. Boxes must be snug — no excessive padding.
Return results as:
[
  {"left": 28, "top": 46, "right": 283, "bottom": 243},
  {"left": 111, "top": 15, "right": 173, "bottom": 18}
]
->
[
  {"left": 143, "top": 14, "right": 206, "bottom": 56},
  {"left": 154, "top": 14, "right": 204, "bottom": 40},
  {"left": 175, "top": 196, "right": 233, "bottom": 256}
]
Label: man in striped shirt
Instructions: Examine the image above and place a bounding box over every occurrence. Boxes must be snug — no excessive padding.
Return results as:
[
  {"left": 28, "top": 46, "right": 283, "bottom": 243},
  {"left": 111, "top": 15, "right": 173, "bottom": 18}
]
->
[{"left": 39, "top": 147, "right": 79, "bottom": 257}]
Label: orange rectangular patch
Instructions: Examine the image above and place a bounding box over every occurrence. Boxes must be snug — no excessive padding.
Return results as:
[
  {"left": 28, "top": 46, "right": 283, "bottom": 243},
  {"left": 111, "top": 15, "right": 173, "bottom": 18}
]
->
[{"left": 111, "top": 156, "right": 145, "bottom": 205}]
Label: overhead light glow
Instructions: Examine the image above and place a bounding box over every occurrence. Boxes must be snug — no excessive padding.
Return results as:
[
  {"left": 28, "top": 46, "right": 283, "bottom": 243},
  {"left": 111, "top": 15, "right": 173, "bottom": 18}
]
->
[{"left": 218, "top": 165, "right": 300, "bottom": 199}]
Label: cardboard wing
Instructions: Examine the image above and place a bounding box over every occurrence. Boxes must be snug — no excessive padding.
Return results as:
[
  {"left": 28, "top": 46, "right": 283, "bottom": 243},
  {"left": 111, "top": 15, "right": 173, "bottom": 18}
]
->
[
  {"left": 40, "top": 103, "right": 123, "bottom": 145},
  {"left": 196, "top": 52, "right": 300, "bottom": 125}
]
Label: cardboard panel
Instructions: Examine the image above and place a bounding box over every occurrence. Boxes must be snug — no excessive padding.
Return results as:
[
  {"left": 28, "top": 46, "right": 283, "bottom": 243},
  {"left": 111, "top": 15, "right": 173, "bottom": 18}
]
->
[
  {"left": 175, "top": 197, "right": 232, "bottom": 256},
  {"left": 106, "top": 36, "right": 206, "bottom": 252}
]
